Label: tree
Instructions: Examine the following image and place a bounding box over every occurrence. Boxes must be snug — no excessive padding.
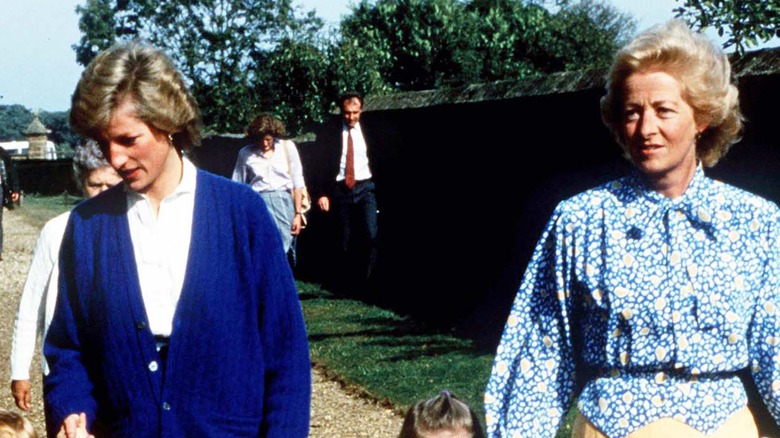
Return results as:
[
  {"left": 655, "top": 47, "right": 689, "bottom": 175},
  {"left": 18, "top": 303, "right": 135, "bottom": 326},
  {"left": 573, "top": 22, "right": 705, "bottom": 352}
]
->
[
  {"left": 336, "top": 0, "right": 475, "bottom": 93},
  {"left": 674, "top": 0, "right": 780, "bottom": 54},
  {"left": 261, "top": 36, "right": 332, "bottom": 134},
  {"left": 543, "top": 0, "right": 635, "bottom": 72},
  {"left": 335, "top": 0, "right": 635, "bottom": 93},
  {"left": 73, "top": 0, "right": 142, "bottom": 66},
  {"left": 73, "top": 0, "right": 325, "bottom": 134},
  {"left": 39, "top": 111, "right": 81, "bottom": 152},
  {"left": 0, "top": 105, "right": 31, "bottom": 141}
]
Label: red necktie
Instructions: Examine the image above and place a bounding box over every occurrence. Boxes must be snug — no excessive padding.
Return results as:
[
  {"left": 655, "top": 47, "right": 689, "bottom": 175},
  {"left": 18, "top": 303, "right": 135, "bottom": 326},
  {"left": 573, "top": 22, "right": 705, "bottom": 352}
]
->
[{"left": 345, "top": 130, "right": 356, "bottom": 189}]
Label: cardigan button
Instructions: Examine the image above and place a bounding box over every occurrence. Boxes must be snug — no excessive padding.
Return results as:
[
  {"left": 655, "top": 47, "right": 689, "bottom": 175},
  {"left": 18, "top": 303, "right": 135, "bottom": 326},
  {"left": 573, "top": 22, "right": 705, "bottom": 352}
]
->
[
  {"left": 162, "top": 402, "right": 171, "bottom": 411},
  {"left": 148, "top": 361, "right": 159, "bottom": 372},
  {"left": 136, "top": 321, "right": 146, "bottom": 330}
]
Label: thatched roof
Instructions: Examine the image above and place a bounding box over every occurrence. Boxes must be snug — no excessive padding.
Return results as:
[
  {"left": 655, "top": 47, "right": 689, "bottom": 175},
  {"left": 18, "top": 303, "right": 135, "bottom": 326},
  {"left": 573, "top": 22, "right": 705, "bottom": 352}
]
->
[{"left": 363, "top": 46, "right": 780, "bottom": 112}]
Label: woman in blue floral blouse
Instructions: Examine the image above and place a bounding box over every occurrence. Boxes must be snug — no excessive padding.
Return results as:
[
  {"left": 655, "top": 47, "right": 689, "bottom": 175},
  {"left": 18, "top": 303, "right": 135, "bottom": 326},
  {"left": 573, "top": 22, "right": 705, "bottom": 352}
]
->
[{"left": 485, "top": 20, "right": 780, "bottom": 438}]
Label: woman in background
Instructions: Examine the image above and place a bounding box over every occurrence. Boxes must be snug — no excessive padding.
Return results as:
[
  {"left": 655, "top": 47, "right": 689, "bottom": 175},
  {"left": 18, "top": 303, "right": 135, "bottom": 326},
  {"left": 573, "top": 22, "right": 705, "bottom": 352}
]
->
[
  {"left": 10, "top": 140, "right": 120, "bottom": 412},
  {"left": 232, "top": 113, "right": 305, "bottom": 255},
  {"left": 485, "top": 20, "right": 780, "bottom": 437}
]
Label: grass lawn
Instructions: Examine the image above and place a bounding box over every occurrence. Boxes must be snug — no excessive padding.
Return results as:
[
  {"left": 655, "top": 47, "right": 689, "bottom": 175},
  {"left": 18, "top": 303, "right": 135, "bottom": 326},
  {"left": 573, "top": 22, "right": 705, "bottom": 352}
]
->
[
  {"left": 17, "top": 193, "right": 81, "bottom": 229},
  {"left": 299, "top": 281, "right": 494, "bottom": 424}
]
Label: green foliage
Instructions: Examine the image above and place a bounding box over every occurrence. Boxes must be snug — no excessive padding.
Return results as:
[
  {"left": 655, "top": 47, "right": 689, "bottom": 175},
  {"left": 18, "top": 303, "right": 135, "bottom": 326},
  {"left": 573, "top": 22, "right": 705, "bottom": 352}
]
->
[
  {"left": 0, "top": 105, "right": 30, "bottom": 141},
  {"left": 338, "top": 0, "right": 475, "bottom": 92},
  {"left": 262, "top": 36, "right": 332, "bottom": 134},
  {"left": 337, "top": 0, "right": 636, "bottom": 93},
  {"left": 73, "top": 0, "right": 326, "bottom": 135},
  {"left": 38, "top": 111, "right": 81, "bottom": 151},
  {"left": 73, "top": 0, "right": 141, "bottom": 66},
  {"left": 16, "top": 195, "right": 81, "bottom": 229},
  {"left": 674, "top": 0, "right": 780, "bottom": 54},
  {"left": 545, "top": 0, "right": 635, "bottom": 71}
]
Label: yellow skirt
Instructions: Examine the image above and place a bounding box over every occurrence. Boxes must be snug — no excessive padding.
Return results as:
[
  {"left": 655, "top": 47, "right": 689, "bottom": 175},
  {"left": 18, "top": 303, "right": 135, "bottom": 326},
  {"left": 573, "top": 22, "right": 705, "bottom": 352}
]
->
[{"left": 571, "top": 406, "right": 758, "bottom": 438}]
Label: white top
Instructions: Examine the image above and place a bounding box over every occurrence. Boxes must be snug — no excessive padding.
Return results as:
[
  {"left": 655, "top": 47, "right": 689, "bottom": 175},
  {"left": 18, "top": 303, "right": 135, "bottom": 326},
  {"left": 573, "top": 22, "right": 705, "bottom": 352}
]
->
[
  {"left": 10, "top": 211, "right": 70, "bottom": 379},
  {"left": 126, "top": 157, "right": 196, "bottom": 337},
  {"left": 339, "top": 123, "right": 372, "bottom": 182},
  {"left": 231, "top": 139, "right": 305, "bottom": 192}
]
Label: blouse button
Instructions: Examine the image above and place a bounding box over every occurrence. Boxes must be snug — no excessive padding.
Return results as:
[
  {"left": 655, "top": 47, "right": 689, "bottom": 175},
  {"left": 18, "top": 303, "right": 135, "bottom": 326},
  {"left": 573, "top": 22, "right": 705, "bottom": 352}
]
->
[{"left": 149, "top": 361, "right": 159, "bottom": 372}]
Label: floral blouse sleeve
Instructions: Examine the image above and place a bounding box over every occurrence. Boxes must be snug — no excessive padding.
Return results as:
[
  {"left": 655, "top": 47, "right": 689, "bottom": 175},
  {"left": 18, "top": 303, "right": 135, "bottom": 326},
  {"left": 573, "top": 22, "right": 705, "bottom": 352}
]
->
[
  {"left": 749, "top": 211, "right": 780, "bottom": 423},
  {"left": 484, "top": 204, "right": 578, "bottom": 437}
]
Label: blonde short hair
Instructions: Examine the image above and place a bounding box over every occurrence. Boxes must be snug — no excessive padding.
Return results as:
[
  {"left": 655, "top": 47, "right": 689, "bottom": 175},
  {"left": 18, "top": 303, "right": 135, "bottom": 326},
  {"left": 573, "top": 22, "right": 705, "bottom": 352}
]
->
[
  {"left": 0, "top": 410, "right": 38, "bottom": 438},
  {"left": 600, "top": 20, "right": 742, "bottom": 167},
  {"left": 70, "top": 42, "right": 201, "bottom": 151}
]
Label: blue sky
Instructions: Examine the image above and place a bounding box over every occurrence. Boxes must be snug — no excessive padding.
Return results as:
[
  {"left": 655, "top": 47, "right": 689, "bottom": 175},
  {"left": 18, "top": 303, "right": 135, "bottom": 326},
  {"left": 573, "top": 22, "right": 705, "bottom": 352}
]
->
[{"left": 0, "top": 0, "right": 774, "bottom": 112}]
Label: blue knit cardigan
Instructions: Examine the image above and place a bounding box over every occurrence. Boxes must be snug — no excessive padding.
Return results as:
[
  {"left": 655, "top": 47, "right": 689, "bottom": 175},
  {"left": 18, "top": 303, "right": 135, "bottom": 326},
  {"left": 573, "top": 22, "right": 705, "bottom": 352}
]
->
[{"left": 44, "top": 170, "right": 311, "bottom": 437}]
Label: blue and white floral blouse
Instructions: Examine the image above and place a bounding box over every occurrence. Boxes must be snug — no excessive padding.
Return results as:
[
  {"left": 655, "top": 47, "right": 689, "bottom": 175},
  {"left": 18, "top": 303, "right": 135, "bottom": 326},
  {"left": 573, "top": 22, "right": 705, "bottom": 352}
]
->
[{"left": 484, "top": 167, "right": 780, "bottom": 438}]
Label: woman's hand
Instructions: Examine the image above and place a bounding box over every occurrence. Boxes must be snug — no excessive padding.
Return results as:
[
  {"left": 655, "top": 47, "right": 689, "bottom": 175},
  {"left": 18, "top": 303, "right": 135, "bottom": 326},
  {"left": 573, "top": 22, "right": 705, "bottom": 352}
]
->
[
  {"left": 58, "top": 413, "right": 94, "bottom": 438},
  {"left": 10, "top": 379, "right": 31, "bottom": 411},
  {"left": 291, "top": 213, "right": 303, "bottom": 235}
]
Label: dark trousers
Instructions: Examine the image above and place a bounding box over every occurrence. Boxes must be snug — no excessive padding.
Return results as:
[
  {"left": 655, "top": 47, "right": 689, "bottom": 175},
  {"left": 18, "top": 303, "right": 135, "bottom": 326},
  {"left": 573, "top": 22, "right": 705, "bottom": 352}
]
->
[{"left": 332, "top": 179, "right": 378, "bottom": 294}]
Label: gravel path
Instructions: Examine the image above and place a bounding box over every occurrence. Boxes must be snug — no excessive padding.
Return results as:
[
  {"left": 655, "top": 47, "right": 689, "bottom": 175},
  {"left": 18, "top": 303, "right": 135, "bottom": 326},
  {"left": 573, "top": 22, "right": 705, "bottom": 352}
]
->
[{"left": 0, "top": 207, "right": 403, "bottom": 437}]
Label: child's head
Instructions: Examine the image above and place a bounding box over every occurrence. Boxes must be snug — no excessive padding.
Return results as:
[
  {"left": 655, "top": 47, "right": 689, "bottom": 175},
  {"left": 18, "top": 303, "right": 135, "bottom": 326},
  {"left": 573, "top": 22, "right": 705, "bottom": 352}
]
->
[
  {"left": 0, "top": 410, "right": 38, "bottom": 438},
  {"left": 398, "top": 390, "right": 485, "bottom": 438}
]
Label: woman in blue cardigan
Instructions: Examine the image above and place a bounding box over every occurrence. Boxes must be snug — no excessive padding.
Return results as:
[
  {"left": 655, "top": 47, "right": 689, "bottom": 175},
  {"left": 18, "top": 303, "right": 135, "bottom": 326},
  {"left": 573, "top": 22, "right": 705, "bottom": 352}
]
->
[{"left": 43, "top": 42, "right": 311, "bottom": 437}]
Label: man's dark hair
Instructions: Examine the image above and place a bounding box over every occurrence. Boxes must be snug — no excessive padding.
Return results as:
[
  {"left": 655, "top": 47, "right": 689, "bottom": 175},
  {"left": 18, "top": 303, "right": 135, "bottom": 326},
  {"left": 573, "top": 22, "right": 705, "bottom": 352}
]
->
[{"left": 339, "top": 91, "right": 363, "bottom": 110}]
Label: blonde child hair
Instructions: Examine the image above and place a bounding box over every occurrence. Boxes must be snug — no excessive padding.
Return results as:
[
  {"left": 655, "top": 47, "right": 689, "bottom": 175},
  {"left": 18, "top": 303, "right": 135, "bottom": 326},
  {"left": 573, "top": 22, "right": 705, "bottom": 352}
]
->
[
  {"left": 0, "top": 410, "right": 38, "bottom": 438},
  {"left": 398, "top": 390, "right": 485, "bottom": 438}
]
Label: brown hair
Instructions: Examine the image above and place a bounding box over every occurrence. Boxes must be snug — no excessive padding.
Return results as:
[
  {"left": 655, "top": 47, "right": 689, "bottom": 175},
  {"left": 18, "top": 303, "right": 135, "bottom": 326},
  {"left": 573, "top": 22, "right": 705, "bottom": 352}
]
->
[
  {"left": 0, "top": 410, "right": 38, "bottom": 438},
  {"left": 600, "top": 19, "right": 742, "bottom": 167},
  {"left": 69, "top": 42, "right": 202, "bottom": 151},
  {"left": 245, "top": 113, "right": 286, "bottom": 143},
  {"left": 398, "top": 391, "right": 485, "bottom": 438}
]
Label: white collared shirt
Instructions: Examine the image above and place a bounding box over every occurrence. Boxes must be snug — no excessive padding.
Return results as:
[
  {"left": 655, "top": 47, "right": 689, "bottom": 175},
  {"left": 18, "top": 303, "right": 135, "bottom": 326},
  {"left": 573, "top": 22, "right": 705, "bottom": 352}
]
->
[
  {"left": 338, "top": 122, "right": 372, "bottom": 182},
  {"left": 231, "top": 138, "right": 305, "bottom": 192},
  {"left": 126, "top": 157, "right": 196, "bottom": 336}
]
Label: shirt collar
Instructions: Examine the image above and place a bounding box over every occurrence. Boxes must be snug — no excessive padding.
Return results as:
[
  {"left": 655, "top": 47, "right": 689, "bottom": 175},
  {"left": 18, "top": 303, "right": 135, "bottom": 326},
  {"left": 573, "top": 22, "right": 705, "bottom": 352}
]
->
[
  {"left": 625, "top": 164, "right": 717, "bottom": 236},
  {"left": 125, "top": 155, "right": 197, "bottom": 203},
  {"left": 343, "top": 122, "right": 362, "bottom": 134}
]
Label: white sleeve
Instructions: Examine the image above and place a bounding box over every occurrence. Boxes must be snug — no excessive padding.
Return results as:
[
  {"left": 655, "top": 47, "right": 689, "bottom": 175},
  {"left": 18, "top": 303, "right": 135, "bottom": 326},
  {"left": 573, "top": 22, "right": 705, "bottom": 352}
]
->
[
  {"left": 286, "top": 141, "right": 306, "bottom": 189},
  {"left": 10, "top": 214, "right": 67, "bottom": 380},
  {"left": 232, "top": 147, "right": 248, "bottom": 184}
]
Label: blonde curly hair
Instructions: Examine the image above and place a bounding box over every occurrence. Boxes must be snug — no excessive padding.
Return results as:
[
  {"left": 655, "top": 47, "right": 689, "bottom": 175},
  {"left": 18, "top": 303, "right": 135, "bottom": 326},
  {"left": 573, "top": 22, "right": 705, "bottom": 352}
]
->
[{"left": 600, "top": 20, "right": 743, "bottom": 167}]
